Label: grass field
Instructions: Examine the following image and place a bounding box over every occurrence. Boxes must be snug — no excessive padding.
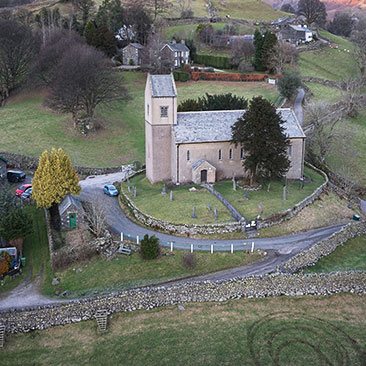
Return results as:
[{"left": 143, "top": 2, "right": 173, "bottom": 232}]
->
[
  {"left": 167, "top": 0, "right": 287, "bottom": 19},
  {"left": 121, "top": 174, "right": 233, "bottom": 224},
  {"left": 214, "top": 166, "right": 325, "bottom": 220},
  {"left": 47, "top": 251, "right": 262, "bottom": 297},
  {"left": 2, "top": 293, "right": 366, "bottom": 365},
  {"left": 305, "top": 82, "right": 343, "bottom": 103},
  {"left": 299, "top": 31, "right": 359, "bottom": 81},
  {"left": 259, "top": 192, "right": 356, "bottom": 237},
  {"left": 306, "top": 235, "right": 366, "bottom": 273},
  {"left": 0, "top": 206, "right": 52, "bottom": 295},
  {"left": 326, "top": 109, "right": 366, "bottom": 186},
  {"left": 0, "top": 72, "right": 279, "bottom": 167}
]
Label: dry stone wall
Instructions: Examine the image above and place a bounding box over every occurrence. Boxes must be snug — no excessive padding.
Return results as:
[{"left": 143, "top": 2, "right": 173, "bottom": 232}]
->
[
  {"left": 1, "top": 272, "right": 365, "bottom": 334},
  {"left": 0, "top": 152, "right": 123, "bottom": 176},
  {"left": 281, "top": 221, "right": 366, "bottom": 273}
]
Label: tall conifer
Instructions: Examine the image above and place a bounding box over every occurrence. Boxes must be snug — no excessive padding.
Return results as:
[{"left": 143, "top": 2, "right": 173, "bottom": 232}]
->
[{"left": 232, "top": 97, "right": 290, "bottom": 184}]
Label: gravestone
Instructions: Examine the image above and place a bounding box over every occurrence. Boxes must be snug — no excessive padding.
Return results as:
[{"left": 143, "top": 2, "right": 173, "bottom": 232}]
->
[
  {"left": 282, "top": 185, "right": 287, "bottom": 201},
  {"left": 232, "top": 176, "right": 237, "bottom": 191},
  {"left": 243, "top": 191, "right": 249, "bottom": 200},
  {"left": 207, "top": 203, "right": 212, "bottom": 211},
  {"left": 170, "top": 190, "right": 174, "bottom": 201},
  {"left": 133, "top": 186, "right": 137, "bottom": 198},
  {"left": 161, "top": 184, "right": 167, "bottom": 196},
  {"left": 192, "top": 206, "right": 197, "bottom": 219},
  {"left": 214, "top": 207, "right": 218, "bottom": 222}
]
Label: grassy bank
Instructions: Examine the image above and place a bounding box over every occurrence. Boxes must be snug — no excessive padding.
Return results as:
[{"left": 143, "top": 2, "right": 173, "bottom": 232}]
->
[
  {"left": 214, "top": 166, "right": 325, "bottom": 220},
  {"left": 2, "top": 293, "right": 366, "bottom": 365},
  {"left": 46, "top": 250, "right": 262, "bottom": 297},
  {"left": 306, "top": 235, "right": 366, "bottom": 273}
]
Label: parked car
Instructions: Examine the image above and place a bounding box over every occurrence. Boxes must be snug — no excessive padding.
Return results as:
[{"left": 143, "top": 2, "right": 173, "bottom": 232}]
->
[
  {"left": 15, "top": 184, "right": 32, "bottom": 197},
  {"left": 21, "top": 187, "right": 32, "bottom": 199},
  {"left": 7, "top": 169, "right": 26, "bottom": 183},
  {"left": 0, "top": 247, "right": 22, "bottom": 279},
  {"left": 103, "top": 184, "right": 119, "bottom": 196}
]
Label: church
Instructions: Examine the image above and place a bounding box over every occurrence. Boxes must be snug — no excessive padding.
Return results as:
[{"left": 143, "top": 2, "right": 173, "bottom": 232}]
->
[{"left": 145, "top": 74, "right": 306, "bottom": 184}]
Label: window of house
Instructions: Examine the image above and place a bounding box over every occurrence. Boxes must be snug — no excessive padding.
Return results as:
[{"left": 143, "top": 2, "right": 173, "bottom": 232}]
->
[
  {"left": 160, "top": 106, "right": 168, "bottom": 117},
  {"left": 240, "top": 148, "right": 245, "bottom": 160},
  {"left": 147, "top": 104, "right": 149, "bottom": 115},
  {"left": 187, "top": 150, "right": 190, "bottom": 161},
  {"left": 218, "top": 149, "right": 222, "bottom": 160},
  {"left": 229, "top": 148, "right": 233, "bottom": 160}
]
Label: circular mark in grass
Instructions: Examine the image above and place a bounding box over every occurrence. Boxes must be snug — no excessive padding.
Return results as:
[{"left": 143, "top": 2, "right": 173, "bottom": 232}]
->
[{"left": 247, "top": 312, "right": 366, "bottom": 366}]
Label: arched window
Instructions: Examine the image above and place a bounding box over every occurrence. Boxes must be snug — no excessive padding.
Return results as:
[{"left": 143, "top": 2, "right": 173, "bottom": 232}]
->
[
  {"left": 240, "top": 148, "right": 245, "bottom": 160},
  {"left": 187, "top": 150, "right": 190, "bottom": 161},
  {"left": 229, "top": 148, "right": 233, "bottom": 160},
  {"left": 218, "top": 149, "right": 222, "bottom": 160}
]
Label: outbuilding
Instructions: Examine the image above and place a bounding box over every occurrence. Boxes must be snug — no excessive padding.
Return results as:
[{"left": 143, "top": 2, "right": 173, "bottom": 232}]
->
[{"left": 58, "top": 195, "right": 84, "bottom": 230}]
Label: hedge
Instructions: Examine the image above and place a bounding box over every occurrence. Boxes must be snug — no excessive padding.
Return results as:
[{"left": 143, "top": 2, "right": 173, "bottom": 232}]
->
[
  {"left": 173, "top": 71, "right": 190, "bottom": 82},
  {"left": 194, "top": 54, "right": 232, "bottom": 69}
]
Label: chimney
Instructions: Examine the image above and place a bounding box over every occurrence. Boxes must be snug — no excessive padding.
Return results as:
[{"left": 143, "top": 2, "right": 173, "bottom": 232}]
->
[
  {"left": 172, "top": 39, "right": 177, "bottom": 44},
  {"left": 180, "top": 39, "right": 185, "bottom": 44}
]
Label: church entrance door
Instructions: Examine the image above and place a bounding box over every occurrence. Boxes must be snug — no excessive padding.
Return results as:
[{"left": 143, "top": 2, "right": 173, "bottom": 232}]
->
[{"left": 200, "top": 169, "right": 207, "bottom": 183}]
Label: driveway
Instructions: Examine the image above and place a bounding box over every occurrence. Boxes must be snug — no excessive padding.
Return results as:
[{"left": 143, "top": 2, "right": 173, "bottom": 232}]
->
[{"left": 294, "top": 88, "right": 305, "bottom": 125}]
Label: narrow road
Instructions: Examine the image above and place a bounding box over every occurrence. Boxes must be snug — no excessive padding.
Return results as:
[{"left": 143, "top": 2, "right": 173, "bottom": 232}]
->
[{"left": 294, "top": 88, "right": 305, "bottom": 126}]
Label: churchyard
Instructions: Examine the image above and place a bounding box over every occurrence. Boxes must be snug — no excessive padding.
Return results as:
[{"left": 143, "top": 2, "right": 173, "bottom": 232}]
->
[
  {"left": 120, "top": 166, "right": 325, "bottom": 225},
  {"left": 1, "top": 293, "right": 365, "bottom": 365}
]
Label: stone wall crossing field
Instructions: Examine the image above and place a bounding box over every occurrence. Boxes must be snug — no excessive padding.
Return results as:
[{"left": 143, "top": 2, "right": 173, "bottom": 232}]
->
[{"left": 1, "top": 272, "right": 365, "bottom": 334}]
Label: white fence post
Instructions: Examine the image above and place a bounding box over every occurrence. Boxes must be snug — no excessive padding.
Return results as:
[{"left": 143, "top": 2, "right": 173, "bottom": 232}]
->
[
  {"left": 170, "top": 242, "right": 174, "bottom": 252},
  {"left": 190, "top": 244, "right": 193, "bottom": 253},
  {"left": 120, "top": 232, "right": 124, "bottom": 242},
  {"left": 136, "top": 235, "right": 140, "bottom": 244},
  {"left": 251, "top": 242, "right": 255, "bottom": 253},
  {"left": 231, "top": 244, "right": 234, "bottom": 254},
  {"left": 211, "top": 244, "right": 213, "bottom": 254}
]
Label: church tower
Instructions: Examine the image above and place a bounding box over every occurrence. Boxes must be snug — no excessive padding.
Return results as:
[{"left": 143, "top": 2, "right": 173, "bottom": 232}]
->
[{"left": 145, "top": 74, "right": 177, "bottom": 183}]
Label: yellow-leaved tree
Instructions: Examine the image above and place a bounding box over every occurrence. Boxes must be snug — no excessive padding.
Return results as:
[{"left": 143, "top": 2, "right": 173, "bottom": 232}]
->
[{"left": 32, "top": 148, "right": 80, "bottom": 230}]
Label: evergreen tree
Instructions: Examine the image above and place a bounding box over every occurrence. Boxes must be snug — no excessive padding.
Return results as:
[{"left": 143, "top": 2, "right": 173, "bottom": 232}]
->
[
  {"left": 0, "top": 208, "right": 33, "bottom": 242},
  {"left": 95, "top": 0, "right": 124, "bottom": 33},
  {"left": 140, "top": 234, "right": 160, "bottom": 260},
  {"left": 178, "top": 93, "right": 247, "bottom": 112},
  {"left": 85, "top": 21, "right": 116, "bottom": 57},
  {"left": 231, "top": 97, "right": 290, "bottom": 183},
  {"left": 32, "top": 148, "right": 80, "bottom": 230},
  {"left": 261, "top": 31, "right": 277, "bottom": 71},
  {"left": 253, "top": 29, "right": 264, "bottom": 71}
]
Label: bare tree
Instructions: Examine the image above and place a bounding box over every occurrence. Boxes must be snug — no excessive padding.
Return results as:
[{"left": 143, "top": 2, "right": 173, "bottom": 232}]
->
[
  {"left": 73, "top": 0, "right": 95, "bottom": 32},
  {"left": 35, "top": 29, "right": 85, "bottom": 86},
  {"left": 305, "top": 101, "right": 341, "bottom": 164},
  {"left": 297, "top": 0, "right": 327, "bottom": 26},
  {"left": 83, "top": 199, "right": 107, "bottom": 237},
  {"left": 143, "top": 32, "right": 172, "bottom": 73},
  {"left": 230, "top": 39, "right": 254, "bottom": 68},
  {"left": 47, "top": 44, "right": 127, "bottom": 132},
  {"left": 0, "top": 19, "right": 39, "bottom": 105},
  {"left": 341, "top": 78, "right": 365, "bottom": 118},
  {"left": 351, "top": 29, "right": 366, "bottom": 77},
  {"left": 268, "top": 42, "right": 298, "bottom": 74}
]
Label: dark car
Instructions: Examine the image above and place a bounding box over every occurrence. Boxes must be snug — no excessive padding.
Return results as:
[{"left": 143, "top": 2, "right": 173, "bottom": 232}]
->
[{"left": 7, "top": 169, "right": 26, "bottom": 183}]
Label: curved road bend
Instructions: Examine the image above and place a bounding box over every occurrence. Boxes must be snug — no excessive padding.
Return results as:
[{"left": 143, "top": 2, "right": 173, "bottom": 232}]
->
[{"left": 80, "top": 175, "right": 345, "bottom": 253}]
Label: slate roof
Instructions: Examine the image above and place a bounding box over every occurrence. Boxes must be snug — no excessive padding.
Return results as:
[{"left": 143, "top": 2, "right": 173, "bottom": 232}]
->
[
  {"left": 149, "top": 74, "right": 177, "bottom": 98},
  {"left": 126, "top": 42, "right": 144, "bottom": 50},
  {"left": 192, "top": 159, "right": 215, "bottom": 170},
  {"left": 290, "top": 25, "right": 312, "bottom": 32},
  {"left": 174, "top": 109, "right": 305, "bottom": 144},
  {"left": 59, "top": 194, "right": 82, "bottom": 216},
  {"left": 164, "top": 42, "right": 190, "bottom": 53}
]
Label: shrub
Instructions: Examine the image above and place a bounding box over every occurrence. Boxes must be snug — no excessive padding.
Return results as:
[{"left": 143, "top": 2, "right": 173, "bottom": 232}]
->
[
  {"left": 173, "top": 71, "right": 190, "bottom": 82},
  {"left": 182, "top": 253, "right": 197, "bottom": 269},
  {"left": 277, "top": 69, "right": 302, "bottom": 99},
  {"left": 238, "top": 59, "right": 255, "bottom": 73},
  {"left": 181, "top": 9, "right": 194, "bottom": 19},
  {"left": 0, "top": 208, "right": 33, "bottom": 241},
  {"left": 140, "top": 234, "right": 160, "bottom": 260}
]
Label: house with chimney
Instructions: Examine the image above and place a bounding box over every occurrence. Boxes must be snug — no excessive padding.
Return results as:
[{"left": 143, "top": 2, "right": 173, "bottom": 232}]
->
[
  {"left": 278, "top": 25, "right": 314, "bottom": 44},
  {"left": 161, "top": 40, "right": 190, "bottom": 68}
]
